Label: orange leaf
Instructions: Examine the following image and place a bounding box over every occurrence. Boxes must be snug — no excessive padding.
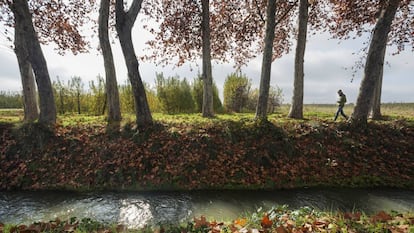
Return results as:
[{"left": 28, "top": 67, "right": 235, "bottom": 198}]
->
[
  {"left": 261, "top": 214, "right": 273, "bottom": 228},
  {"left": 234, "top": 218, "right": 247, "bottom": 227}
]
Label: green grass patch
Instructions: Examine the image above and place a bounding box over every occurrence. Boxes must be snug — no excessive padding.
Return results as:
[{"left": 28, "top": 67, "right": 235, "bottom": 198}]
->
[
  {"left": 1, "top": 103, "right": 413, "bottom": 125},
  {"left": 0, "top": 109, "right": 23, "bottom": 123}
]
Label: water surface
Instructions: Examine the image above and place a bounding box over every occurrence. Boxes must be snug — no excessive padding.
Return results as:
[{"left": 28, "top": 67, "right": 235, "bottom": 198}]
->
[{"left": 1, "top": 188, "right": 413, "bottom": 228}]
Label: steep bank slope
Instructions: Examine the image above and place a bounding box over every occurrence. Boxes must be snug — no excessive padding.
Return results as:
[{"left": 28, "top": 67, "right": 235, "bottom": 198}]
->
[{"left": 1, "top": 120, "right": 413, "bottom": 190}]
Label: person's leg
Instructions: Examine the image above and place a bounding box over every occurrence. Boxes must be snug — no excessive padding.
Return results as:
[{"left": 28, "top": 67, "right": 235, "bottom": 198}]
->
[
  {"left": 334, "top": 107, "right": 341, "bottom": 121},
  {"left": 340, "top": 108, "right": 348, "bottom": 119}
]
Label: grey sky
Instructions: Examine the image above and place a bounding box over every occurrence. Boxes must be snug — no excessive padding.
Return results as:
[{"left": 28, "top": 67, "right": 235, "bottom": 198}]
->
[{"left": 0, "top": 25, "right": 413, "bottom": 104}]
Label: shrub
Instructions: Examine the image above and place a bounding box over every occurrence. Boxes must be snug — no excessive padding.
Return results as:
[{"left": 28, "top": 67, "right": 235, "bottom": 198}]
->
[
  {"left": 246, "top": 86, "right": 283, "bottom": 113},
  {"left": 223, "top": 72, "right": 250, "bottom": 113},
  {"left": 156, "top": 73, "right": 195, "bottom": 114},
  {"left": 0, "top": 91, "right": 22, "bottom": 109}
]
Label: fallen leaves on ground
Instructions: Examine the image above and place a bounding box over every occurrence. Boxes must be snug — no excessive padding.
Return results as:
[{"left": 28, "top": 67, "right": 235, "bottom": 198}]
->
[
  {"left": 1, "top": 209, "right": 413, "bottom": 233},
  {"left": 0, "top": 120, "right": 413, "bottom": 191}
]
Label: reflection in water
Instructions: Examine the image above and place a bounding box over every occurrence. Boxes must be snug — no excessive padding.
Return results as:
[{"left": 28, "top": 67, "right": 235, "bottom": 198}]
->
[
  {"left": 0, "top": 188, "right": 413, "bottom": 228},
  {"left": 119, "top": 199, "right": 152, "bottom": 229}
]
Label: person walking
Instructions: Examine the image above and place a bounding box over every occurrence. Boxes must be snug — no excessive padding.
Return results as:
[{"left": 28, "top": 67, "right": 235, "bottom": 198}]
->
[{"left": 334, "top": 89, "right": 348, "bottom": 121}]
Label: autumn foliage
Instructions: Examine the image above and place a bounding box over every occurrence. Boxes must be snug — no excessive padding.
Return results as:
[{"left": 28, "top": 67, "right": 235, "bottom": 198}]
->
[
  {"left": 0, "top": 0, "right": 95, "bottom": 54},
  {"left": 0, "top": 117, "right": 413, "bottom": 191}
]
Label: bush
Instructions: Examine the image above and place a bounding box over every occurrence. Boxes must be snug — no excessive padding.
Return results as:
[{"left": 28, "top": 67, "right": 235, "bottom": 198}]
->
[
  {"left": 0, "top": 91, "right": 22, "bottom": 109},
  {"left": 119, "top": 80, "right": 135, "bottom": 114},
  {"left": 246, "top": 86, "right": 283, "bottom": 113},
  {"left": 119, "top": 80, "right": 162, "bottom": 114},
  {"left": 156, "top": 73, "right": 195, "bottom": 114},
  {"left": 88, "top": 75, "right": 107, "bottom": 116},
  {"left": 223, "top": 73, "right": 250, "bottom": 113}
]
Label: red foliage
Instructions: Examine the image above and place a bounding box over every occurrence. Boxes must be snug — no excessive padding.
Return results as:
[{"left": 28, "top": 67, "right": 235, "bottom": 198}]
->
[{"left": 261, "top": 214, "right": 273, "bottom": 228}]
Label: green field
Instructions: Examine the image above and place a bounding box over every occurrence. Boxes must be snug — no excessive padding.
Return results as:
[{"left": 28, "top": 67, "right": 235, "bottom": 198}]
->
[{"left": 1, "top": 103, "right": 412, "bottom": 125}]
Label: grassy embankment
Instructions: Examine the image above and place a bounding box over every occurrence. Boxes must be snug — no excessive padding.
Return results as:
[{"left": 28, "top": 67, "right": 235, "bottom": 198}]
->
[{"left": 0, "top": 103, "right": 413, "bottom": 191}]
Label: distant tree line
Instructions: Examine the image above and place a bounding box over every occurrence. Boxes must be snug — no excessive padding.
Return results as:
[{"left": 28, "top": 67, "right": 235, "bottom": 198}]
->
[
  {"left": 0, "top": 73, "right": 282, "bottom": 115},
  {"left": 0, "top": 91, "right": 23, "bottom": 109}
]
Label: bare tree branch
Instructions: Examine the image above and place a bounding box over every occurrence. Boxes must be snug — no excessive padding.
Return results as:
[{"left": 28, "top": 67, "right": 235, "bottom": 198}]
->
[{"left": 254, "top": 0, "right": 265, "bottom": 23}]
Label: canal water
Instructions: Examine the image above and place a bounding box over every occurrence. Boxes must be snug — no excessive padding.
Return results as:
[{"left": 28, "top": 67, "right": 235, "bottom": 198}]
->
[{"left": 1, "top": 188, "right": 413, "bottom": 228}]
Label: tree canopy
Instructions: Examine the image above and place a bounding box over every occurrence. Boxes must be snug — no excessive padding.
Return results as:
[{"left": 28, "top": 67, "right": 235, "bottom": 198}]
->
[
  {"left": 0, "top": 0, "right": 95, "bottom": 54},
  {"left": 327, "top": 0, "right": 413, "bottom": 54}
]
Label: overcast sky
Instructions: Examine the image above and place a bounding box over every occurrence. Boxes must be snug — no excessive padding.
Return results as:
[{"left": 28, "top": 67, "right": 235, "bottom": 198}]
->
[{"left": 1, "top": 22, "right": 413, "bottom": 104}]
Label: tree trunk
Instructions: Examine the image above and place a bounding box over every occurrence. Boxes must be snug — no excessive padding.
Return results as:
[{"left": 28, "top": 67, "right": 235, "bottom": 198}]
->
[
  {"left": 201, "top": 0, "right": 214, "bottom": 117},
  {"left": 288, "top": 0, "right": 308, "bottom": 119},
  {"left": 99, "top": 0, "right": 122, "bottom": 127},
  {"left": 370, "top": 70, "right": 383, "bottom": 119},
  {"left": 370, "top": 45, "right": 386, "bottom": 120},
  {"left": 351, "top": 0, "right": 400, "bottom": 126},
  {"left": 77, "top": 92, "right": 81, "bottom": 114},
  {"left": 14, "top": 18, "right": 38, "bottom": 122},
  {"left": 115, "top": 0, "right": 152, "bottom": 126},
  {"left": 59, "top": 89, "right": 65, "bottom": 114},
  {"left": 255, "top": 0, "right": 277, "bottom": 120},
  {"left": 12, "top": 0, "right": 56, "bottom": 125}
]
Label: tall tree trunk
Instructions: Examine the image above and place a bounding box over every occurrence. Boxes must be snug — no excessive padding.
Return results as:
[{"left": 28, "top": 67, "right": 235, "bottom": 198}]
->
[
  {"left": 201, "top": 0, "right": 214, "bottom": 117},
  {"left": 115, "top": 0, "right": 152, "bottom": 126},
  {"left": 59, "top": 89, "right": 65, "bottom": 114},
  {"left": 255, "top": 0, "right": 277, "bottom": 120},
  {"left": 14, "top": 19, "right": 38, "bottom": 122},
  {"left": 99, "top": 0, "right": 122, "bottom": 128},
  {"left": 351, "top": 0, "right": 400, "bottom": 126},
  {"left": 77, "top": 92, "right": 81, "bottom": 114},
  {"left": 370, "top": 69, "right": 383, "bottom": 119},
  {"left": 288, "top": 0, "right": 308, "bottom": 119},
  {"left": 370, "top": 45, "right": 386, "bottom": 120},
  {"left": 12, "top": 0, "right": 56, "bottom": 125}
]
